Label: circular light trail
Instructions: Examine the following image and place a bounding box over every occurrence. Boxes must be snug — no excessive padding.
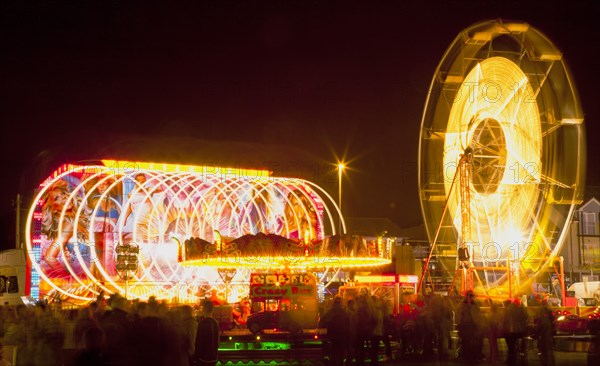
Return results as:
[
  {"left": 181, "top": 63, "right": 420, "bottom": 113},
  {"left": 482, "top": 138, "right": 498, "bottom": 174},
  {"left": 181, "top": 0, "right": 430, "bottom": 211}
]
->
[
  {"left": 26, "top": 160, "right": 391, "bottom": 303},
  {"left": 419, "top": 20, "right": 586, "bottom": 297}
]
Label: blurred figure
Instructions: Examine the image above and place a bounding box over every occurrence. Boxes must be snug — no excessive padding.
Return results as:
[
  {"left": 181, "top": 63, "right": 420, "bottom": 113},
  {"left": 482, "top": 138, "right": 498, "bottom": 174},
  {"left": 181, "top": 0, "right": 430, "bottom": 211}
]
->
[
  {"left": 504, "top": 298, "right": 529, "bottom": 365},
  {"left": 74, "top": 305, "right": 101, "bottom": 349},
  {"left": 176, "top": 305, "right": 198, "bottom": 366},
  {"left": 369, "top": 296, "right": 385, "bottom": 365},
  {"left": 437, "top": 296, "right": 454, "bottom": 360},
  {"left": 486, "top": 300, "right": 502, "bottom": 364},
  {"left": 458, "top": 291, "right": 483, "bottom": 362},
  {"left": 73, "top": 327, "right": 109, "bottom": 366},
  {"left": 346, "top": 299, "right": 358, "bottom": 366},
  {"left": 354, "top": 293, "right": 376, "bottom": 366},
  {"left": 33, "top": 304, "right": 65, "bottom": 366},
  {"left": 3, "top": 305, "right": 35, "bottom": 365},
  {"left": 100, "top": 294, "right": 134, "bottom": 365},
  {"left": 192, "top": 299, "right": 220, "bottom": 366},
  {"left": 0, "top": 341, "right": 12, "bottom": 366},
  {"left": 320, "top": 296, "right": 350, "bottom": 366},
  {"left": 535, "top": 301, "right": 555, "bottom": 366}
]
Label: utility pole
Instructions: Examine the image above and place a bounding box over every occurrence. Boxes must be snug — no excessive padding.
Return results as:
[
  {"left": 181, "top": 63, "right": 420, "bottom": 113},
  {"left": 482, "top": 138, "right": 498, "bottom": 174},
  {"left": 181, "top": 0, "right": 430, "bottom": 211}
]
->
[{"left": 15, "top": 194, "right": 21, "bottom": 249}]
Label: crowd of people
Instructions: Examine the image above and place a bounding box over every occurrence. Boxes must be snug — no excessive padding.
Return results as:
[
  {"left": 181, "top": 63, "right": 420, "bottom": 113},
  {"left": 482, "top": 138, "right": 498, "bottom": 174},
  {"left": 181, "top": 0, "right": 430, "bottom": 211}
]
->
[
  {"left": 0, "top": 295, "right": 219, "bottom": 366},
  {"left": 319, "top": 290, "right": 558, "bottom": 366},
  {"left": 0, "top": 290, "right": 564, "bottom": 366}
]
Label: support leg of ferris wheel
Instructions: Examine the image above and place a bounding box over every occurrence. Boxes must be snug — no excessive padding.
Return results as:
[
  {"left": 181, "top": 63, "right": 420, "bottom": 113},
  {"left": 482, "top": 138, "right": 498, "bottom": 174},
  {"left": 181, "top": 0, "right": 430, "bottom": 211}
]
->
[
  {"left": 417, "top": 155, "right": 464, "bottom": 294},
  {"left": 458, "top": 151, "right": 491, "bottom": 299}
]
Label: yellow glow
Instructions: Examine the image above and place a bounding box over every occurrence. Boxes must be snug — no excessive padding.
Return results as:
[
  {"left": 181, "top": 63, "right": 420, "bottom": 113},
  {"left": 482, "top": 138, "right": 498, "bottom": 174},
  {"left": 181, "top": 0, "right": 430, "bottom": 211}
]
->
[
  {"left": 337, "top": 163, "right": 345, "bottom": 172},
  {"left": 398, "top": 275, "right": 419, "bottom": 283},
  {"left": 179, "top": 256, "right": 390, "bottom": 270},
  {"left": 101, "top": 159, "right": 272, "bottom": 178},
  {"left": 354, "top": 275, "right": 396, "bottom": 283},
  {"left": 26, "top": 160, "right": 352, "bottom": 304},
  {"left": 443, "top": 57, "right": 541, "bottom": 261},
  {"left": 420, "top": 20, "right": 586, "bottom": 297}
]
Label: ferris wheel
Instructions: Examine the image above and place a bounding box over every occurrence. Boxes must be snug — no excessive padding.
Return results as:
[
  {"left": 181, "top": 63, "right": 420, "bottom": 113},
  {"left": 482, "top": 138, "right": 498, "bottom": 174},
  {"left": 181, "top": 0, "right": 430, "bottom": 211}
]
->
[{"left": 418, "top": 20, "right": 586, "bottom": 297}]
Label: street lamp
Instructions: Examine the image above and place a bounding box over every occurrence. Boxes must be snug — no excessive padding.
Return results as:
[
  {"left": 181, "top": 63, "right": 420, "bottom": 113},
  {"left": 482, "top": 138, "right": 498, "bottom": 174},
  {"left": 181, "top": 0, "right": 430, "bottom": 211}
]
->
[{"left": 337, "top": 163, "right": 345, "bottom": 234}]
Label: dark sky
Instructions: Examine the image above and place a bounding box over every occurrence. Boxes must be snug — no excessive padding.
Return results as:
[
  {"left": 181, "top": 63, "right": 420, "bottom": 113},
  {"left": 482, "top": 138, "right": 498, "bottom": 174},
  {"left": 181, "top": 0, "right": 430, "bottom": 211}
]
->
[{"left": 1, "top": 0, "right": 599, "bottom": 251}]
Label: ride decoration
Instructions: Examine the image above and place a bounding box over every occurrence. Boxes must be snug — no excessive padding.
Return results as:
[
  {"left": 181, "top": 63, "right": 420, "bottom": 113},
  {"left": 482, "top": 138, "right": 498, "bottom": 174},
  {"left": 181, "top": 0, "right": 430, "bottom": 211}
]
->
[
  {"left": 178, "top": 232, "right": 391, "bottom": 270},
  {"left": 24, "top": 160, "right": 389, "bottom": 303}
]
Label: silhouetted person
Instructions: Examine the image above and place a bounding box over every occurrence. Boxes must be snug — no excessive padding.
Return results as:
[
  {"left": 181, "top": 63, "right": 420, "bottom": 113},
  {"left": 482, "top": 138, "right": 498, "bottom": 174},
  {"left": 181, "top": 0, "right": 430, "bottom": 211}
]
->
[
  {"left": 486, "top": 301, "right": 502, "bottom": 364},
  {"left": 99, "top": 295, "right": 133, "bottom": 365},
  {"left": 369, "top": 296, "right": 384, "bottom": 366},
  {"left": 73, "top": 327, "right": 110, "bottom": 366},
  {"left": 354, "top": 294, "right": 376, "bottom": 366},
  {"left": 458, "top": 291, "right": 482, "bottom": 362},
  {"left": 504, "top": 298, "right": 528, "bottom": 366},
  {"left": 192, "top": 299, "right": 220, "bottom": 366},
  {"left": 321, "top": 297, "right": 350, "bottom": 366},
  {"left": 536, "top": 302, "right": 555, "bottom": 366},
  {"left": 346, "top": 299, "right": 358, "bottom": 365}
]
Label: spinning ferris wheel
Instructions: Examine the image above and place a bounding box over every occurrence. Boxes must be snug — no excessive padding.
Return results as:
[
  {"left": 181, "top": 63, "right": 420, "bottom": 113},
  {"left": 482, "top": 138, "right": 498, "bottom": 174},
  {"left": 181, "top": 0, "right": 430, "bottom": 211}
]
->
[{"left": 418, "top": 20, "right": 586, "bottom": 297}]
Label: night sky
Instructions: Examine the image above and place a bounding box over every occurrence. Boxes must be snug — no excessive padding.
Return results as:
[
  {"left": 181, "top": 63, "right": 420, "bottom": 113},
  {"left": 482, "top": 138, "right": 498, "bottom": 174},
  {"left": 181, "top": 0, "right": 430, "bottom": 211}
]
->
[{"left": 1, "top": 0, "right": 599, "bottom": 251}]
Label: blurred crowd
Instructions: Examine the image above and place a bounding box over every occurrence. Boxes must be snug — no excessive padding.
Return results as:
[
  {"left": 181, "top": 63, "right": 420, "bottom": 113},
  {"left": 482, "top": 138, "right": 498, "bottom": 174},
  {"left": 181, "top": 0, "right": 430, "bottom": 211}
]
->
[
  {"left": 0, "top": 290, "right": 583, "bottom": 366},
  {"left": 1, "top": 294, "right": 200, "bottom": 366},
  {"left": 319, "top": 290, "right": 558, "bottom": 366}
]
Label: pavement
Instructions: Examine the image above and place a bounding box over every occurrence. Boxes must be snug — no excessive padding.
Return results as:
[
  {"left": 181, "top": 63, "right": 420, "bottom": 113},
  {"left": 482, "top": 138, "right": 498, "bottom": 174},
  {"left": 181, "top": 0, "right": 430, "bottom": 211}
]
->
[{"left": 216, "top": 336, "right": 597, "bottom": 365}]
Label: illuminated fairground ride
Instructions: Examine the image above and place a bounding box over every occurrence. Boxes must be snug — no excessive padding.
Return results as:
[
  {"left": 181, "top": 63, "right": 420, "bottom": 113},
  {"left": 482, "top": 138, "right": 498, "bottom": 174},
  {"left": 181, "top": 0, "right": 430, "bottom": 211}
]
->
[
  {"left": 25, "top": 160, "right": 392, "bottom": 304},
  {"left": 418, "top": 20, "right": 586, "bottom": 299}
]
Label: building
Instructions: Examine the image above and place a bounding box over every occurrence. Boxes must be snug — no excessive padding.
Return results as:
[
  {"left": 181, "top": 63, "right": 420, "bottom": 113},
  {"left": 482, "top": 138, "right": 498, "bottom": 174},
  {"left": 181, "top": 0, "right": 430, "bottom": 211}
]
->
[{"left": 561, "top": 195, "right": 600, "bottom": 285}]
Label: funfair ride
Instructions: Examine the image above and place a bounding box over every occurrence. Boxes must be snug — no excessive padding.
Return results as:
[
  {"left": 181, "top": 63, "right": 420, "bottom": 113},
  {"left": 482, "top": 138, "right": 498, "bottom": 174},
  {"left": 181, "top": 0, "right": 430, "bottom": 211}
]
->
[
  {"left": 418, "top": 20, "right": 586, "bottom": 299},
  {"left": 25, "top": 160, "right": 392, "bottom": 305}
]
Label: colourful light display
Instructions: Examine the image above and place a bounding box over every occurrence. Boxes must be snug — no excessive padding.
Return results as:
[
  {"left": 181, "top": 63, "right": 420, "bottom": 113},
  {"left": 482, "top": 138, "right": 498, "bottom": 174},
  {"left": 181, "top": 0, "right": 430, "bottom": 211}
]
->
[
  {"left": 418, "top": 20, "right": 586, "bottom": 296},
  {"left": 25, "top": 160, "right": 390, "bottom": 304}
]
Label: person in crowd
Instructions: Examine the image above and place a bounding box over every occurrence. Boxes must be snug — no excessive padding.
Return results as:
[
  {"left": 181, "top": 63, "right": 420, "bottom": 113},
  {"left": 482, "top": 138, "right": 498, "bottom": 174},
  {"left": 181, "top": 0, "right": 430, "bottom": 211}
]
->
[
  {"left": 33, "top": 303, "right": 66, "bottom": 366},
  {"left": 74, "top": 305, "right": 101, "bottom": 349},
  {"left": 535, "top": 301, "right": 555, "bottom": 366},
  {"left": 399, "top": 300, "right": 418, "bottom": 356},
  {"left": 458, "top": 290, "right": 483, "bottom": 362},
  {"left": 99, "top": 294, "right": 134, "bottom": 365},
  {"left": 192, "top": 299, "right": 220, "bottom": 366},
  {"left": 3, "top": 305, "right": 36, "bottom": 365},
  {"left": 175, "top": 305, "right": 198, "bottom": 366},
  {"left": 420, "top": 291, "right": 436, "bottom": 359},
  {"left": 130, "top": 295, "right": 172, "bottom": 366},
  {"left": 437, "top": 295, "right": 454, "bottom": 360},
  {"left": 369, "top": 296, "right": 385, "bottom": 366},
  {"left": 504, "top": 298, "right": 529, "bottom": 365},
  {"left": 354, "top": 293, "right": 376, "bottom": 366},
  {"left": 381, "top": 303, "right": 395, "bottom": 362},
  {"left": 345, "top": 299, "right": 358, "bottom": 366},
  {"left": 485, "top": 300, "right": 502, "bottom": 364},
  {"left": 73, "top": 327, "right": 109, "bottom": 366},
  {"left": 0, "top": 341, "right": 13, "bottom": 366},
  {"left": 320, "top": 296, "right": 350, "bottom": 366}
]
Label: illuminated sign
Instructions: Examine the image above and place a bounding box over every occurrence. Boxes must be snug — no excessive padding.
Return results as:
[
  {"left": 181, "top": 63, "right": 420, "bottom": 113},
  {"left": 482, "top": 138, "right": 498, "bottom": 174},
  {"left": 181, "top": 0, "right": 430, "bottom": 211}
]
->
[
  {"left": 354, "top": 275, "right": 396, "bottom": 284},
  {"left": 252, "top": 286, "right": 289, "bottom": 297},
  {"left": 397, "top": 275, "right": 419, "bottom": 283}
]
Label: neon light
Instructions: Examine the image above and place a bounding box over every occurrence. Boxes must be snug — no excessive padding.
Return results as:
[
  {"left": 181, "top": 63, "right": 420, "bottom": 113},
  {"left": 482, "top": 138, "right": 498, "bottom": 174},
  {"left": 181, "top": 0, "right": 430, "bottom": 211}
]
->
[
  {"left": 354, "top": 275, "right": 397, "bottom": 283},
  {"left": 24, "top": 160, "right": 366, "bottom": 304},
  {"left": 397, "top": 275, "right": 419, "bottom": 283}
]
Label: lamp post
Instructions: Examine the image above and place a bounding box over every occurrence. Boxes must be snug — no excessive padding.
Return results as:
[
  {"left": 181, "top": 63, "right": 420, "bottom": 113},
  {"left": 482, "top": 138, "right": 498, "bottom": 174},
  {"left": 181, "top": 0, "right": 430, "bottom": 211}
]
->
[{"left": 337, "top": 163, "right": 345, "bottom": 235}]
